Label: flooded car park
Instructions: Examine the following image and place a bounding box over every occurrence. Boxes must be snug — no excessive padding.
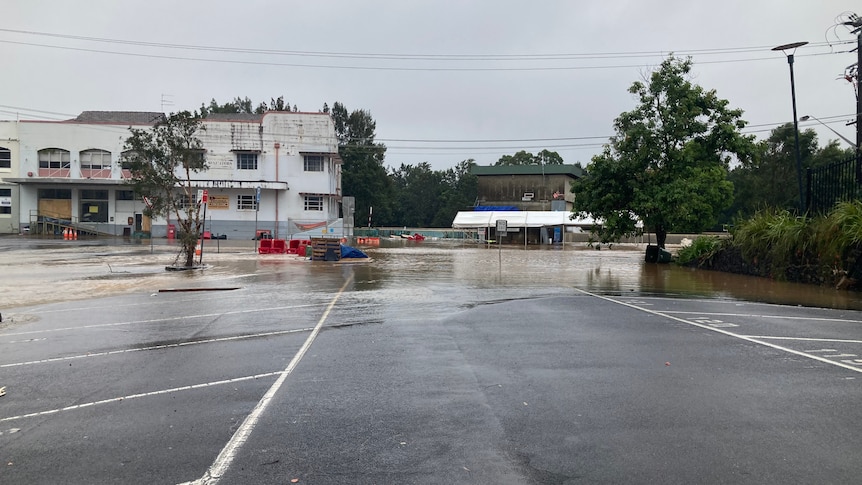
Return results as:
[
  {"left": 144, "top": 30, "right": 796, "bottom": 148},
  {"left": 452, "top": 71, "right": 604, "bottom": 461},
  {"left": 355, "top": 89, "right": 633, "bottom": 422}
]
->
[{"left": 1, "top": 237, "right": 862, "bottom": 483}]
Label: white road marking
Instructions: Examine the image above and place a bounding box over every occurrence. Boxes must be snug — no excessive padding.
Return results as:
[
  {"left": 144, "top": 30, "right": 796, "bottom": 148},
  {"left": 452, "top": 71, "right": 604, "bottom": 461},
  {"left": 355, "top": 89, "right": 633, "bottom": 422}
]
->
[
  {"left": 747, "top": 336, "right": 862, "bottom": 344},
  {"left": 0, "top": 327, "right": 314, "bottom": 368},
  {"left": 662, "top": 311, "right": 862, "bottom": 324},
  {"left": 2, "top": 338, "right": 47, "bottom": 344},
  {"left": 0, "top": 372, "right": 281, "bottom": 424},
  {"left": 576, "top": 289, "right": 862, "bottom": 374},
  {"left": 841, "top": 360, "right": 862, "bottom": 365},
  {"left": 825, "top": 354, "right": 857, "bottom": 359},
  {"left": 0, "top": 303, "right": 321, "bottom": 337},
  {"left": 192, "top": 275, "right": 354, "bottom": 485}
]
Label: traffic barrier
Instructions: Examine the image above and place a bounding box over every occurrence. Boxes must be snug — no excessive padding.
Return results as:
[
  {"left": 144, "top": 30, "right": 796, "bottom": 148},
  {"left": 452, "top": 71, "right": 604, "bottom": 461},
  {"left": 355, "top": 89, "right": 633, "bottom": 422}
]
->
[
  {"left": 272, "top": 239, "right": 286, "bottom": 254},
  {"left": 258, "top": 239, "right": 273, "bottom": 254}
]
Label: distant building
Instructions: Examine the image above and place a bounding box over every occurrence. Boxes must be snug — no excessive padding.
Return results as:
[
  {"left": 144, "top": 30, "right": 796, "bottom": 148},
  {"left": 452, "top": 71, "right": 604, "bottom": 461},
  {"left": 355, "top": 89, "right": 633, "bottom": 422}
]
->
[
  {"left": 472, "top": 164, "right": 584, "bottom": 212},
  {"left": 0, "top": 111, "right": 342, "bottom": 238},
  {"left": 455, "top": 164, "right": 592, "bottom": 245}
]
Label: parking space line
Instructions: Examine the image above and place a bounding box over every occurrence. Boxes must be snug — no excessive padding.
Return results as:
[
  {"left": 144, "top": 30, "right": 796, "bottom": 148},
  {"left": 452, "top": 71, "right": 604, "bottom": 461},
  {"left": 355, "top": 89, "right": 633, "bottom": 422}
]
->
[
  {"left": 0, "top": 327, "right": 315, "bottom": 368},
  {"left": 577, "top": 289, "right": 862, "bottom": 374},
  {"left": 1, "top": 303, "right": 322, "bottom": 337},
  {"left": 192, "top": 274, "right": 354, "bottom": 485},
  {"left": 662, "top": 311, "right": 862, "bottom": 324},
  {"left": 744, "top": 336, "right": 862, "bottom": 344},
  {"left": 0, "top": 372, "right": 282, "bottom": 424}
]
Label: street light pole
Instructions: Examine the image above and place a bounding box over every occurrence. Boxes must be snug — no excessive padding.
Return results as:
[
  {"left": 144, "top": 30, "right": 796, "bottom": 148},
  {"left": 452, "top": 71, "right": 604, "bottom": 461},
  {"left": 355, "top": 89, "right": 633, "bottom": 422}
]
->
[
  {"left": 799, "top": 115, "right": 857, "bottom": 148},
  {"left": 773, "top": 41, "right": 809, "bottom": 213}
]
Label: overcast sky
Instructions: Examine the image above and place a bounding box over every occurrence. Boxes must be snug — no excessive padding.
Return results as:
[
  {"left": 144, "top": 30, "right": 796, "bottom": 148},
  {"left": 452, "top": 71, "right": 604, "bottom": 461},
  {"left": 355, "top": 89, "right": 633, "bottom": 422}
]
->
[{"left": 4, "top": 1, "right": 862, "bottom": 170}]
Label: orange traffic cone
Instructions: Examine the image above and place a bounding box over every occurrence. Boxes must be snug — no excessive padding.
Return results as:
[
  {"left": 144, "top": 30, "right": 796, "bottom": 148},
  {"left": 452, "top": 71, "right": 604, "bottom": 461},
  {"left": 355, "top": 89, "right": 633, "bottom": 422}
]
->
[
  {"left": 63, "top": 228, "right": 69, "bottom": 240},
  {"left": 72, "top": 229, "right": 78, "bottom": 240},
  {"left": 195, "top": 240, "right": 202, "bottom": 256}
]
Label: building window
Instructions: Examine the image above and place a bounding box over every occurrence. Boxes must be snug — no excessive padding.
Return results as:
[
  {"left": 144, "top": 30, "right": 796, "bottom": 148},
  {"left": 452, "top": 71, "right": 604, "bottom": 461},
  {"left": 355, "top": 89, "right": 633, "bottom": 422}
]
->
[
  {"left": 116, "top": 190, "right": 136, "bottom": 201},
  {"left": 304, "top": 155, "right": 324, "bottom": 172},
  {"left": 80, "top": 149, "right": 112, "bottom": 170},
  {"left": 178, "top": 193, "right": 197, "bottom": 210},
  {"left": 237, "top": 194, "right": 257, "bottom": 211},
  {"left": 0, "top": 188, "right": 10, "bottom": 214},
  {"left": 38, "top": 188, "right": 72, "bottom": 199},
  {"left": 237, "top": 152, "right": 258, "bottom": 170},
  {"left": 304, "top": 196, "right": 323, "bottom": 211},
  {"left": 0, "top": 147, "right": 10, "bottom": 169},
  {"left": 38, "top": 149, "right": 71, "bottom": 169},
  {"left": 80, "top": 190, "right": 109, "bottom": 223}
]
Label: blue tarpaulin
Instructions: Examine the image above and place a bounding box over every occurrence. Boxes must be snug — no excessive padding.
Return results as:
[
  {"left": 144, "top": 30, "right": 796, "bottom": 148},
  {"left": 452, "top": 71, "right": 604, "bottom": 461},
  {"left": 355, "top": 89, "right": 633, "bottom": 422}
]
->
[
  {"left": 473, "top": 206, "right": 519, "bottom": 211},
  {"left": 341, "top": 245, "right": 369, "bottom": 259}
]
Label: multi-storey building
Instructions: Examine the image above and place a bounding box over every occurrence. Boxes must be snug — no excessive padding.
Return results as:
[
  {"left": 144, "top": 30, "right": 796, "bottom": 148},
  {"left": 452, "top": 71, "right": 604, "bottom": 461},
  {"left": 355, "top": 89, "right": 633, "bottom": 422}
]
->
[
  {"left": 0, "top": 110, "right": 342, "bottom": 238},
  {"left": 0, "top": 120, "right": 19, "bottom": 234}
]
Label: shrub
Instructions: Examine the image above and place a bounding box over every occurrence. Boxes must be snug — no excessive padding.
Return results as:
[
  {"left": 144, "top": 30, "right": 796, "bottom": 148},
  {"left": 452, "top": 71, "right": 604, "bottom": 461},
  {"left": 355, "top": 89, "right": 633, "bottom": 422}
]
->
[{"left": 677, "top": 235, "right": 723, "bottom": 266}]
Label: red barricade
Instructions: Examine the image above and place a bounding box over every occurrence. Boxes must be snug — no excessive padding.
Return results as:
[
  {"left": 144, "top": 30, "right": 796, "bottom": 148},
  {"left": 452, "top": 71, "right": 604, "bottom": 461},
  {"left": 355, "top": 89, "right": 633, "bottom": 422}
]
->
[{"left": 258, "top": 239, "right": 273, "bottom": 254}]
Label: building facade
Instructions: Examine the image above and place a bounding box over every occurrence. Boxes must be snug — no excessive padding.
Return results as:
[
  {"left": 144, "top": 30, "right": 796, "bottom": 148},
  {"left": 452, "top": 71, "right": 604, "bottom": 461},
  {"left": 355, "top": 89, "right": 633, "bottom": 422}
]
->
[
  {"left": 472, "top": 164, "right": 584, "bottom": 212},
  {"left": 0, "top": 120, "right": 19, "bottom": 233},
  {"left": 0, "top": 111, "right": 341, "bottom": 238}
]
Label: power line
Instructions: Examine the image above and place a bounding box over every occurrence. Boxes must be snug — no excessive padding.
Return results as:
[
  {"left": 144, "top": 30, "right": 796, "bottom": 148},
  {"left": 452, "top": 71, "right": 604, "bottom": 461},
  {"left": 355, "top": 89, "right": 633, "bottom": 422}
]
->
[
  {"left": 0, "top": 38, "right": 851, "bottom": 72},
  {"left": 0, "top": 27, "right": 850, "bottom": 61}
]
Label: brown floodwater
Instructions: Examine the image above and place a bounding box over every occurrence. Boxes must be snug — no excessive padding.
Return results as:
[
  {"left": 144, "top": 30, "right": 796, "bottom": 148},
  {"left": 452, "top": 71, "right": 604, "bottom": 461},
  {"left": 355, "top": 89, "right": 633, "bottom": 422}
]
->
[{"left": 3, "top": 236, "right": 862, "bottom": 311}]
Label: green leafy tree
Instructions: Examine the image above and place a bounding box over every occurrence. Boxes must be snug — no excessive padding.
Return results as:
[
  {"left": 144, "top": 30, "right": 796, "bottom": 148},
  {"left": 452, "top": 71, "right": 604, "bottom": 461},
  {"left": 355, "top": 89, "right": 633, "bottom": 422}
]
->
[
  {"left": 199, "top": 96, "right": 294, "bottom": 116},
  {"left": 726, "top": 124, "right": 856, "bottom": 220},
  {"left": 391, "top": 162, "right": 445, "bottom": 227},
  {"left": 726, "top": 123, "right": 817, "bottom": 219},
  {"left": 431, "top": 159, "right": 479, "bottom": 227},
  {"left": 572, "top": 56, "right": 753, "bottom": 248},
  {"left": 496, "top": 149, "right": 564, "bottom": 166},
  {"left": 122, "top": 111, "right": 207, "bottom": 267},
  {"left": 333, "top": 102, "right": 395, "bottom": 226}
]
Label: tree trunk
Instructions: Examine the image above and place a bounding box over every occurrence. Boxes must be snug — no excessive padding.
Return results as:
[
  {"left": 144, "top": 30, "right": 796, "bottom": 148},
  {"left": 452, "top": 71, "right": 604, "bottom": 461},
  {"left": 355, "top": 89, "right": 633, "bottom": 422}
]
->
[
  {"left": 655, "top": 226, "right": 668, "bottom": 249},
  {"left": 184, "top": 244, "right": 195, "bottom": 267}
]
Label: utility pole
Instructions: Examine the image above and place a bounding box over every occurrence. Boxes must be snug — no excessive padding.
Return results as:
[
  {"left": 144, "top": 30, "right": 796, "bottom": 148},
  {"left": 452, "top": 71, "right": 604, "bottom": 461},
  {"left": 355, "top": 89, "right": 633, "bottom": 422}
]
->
[{"left": 844, "top": 14, "right": 862, "bottom": 183}]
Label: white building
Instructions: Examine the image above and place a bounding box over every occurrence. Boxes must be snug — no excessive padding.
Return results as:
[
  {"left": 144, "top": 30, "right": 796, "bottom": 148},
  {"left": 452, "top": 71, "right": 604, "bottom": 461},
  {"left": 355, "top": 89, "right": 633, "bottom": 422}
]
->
[
  {"left": 0, "top": 120, "right": 19, "bottom": 233},
  {"left": 0, "top": 111, "right": 342, "bottom": 238}
]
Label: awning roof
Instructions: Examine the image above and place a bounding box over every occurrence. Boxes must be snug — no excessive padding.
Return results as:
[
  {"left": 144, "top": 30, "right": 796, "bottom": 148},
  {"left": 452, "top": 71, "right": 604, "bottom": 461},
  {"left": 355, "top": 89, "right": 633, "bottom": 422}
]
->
[{"left": 451, "top": 211, "right": 599, "bottom": 228}]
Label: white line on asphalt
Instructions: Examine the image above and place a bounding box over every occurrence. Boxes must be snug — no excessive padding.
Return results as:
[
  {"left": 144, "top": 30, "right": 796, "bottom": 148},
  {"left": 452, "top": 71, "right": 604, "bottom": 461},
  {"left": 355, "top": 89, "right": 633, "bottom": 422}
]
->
[
  {"left": 0, "top": 303, "right": 322, "bottom": 337},
  {"left": 747, "top": 336, "right": 862, "bottom": 344},
  {"left": 661, "top": 311, "right": 862, "bottom": 324},
  {"left": 0, "top": 372, "right": 281, "bottom": 424},
  {"left": 192, "top": 274, "right": 354, "bottom": 485},
  {"left": 0, "top": 327, "right": 315, "bottom": 368},
  {"left": 576, "top": 289, "right": 862, "bottom": 374}
]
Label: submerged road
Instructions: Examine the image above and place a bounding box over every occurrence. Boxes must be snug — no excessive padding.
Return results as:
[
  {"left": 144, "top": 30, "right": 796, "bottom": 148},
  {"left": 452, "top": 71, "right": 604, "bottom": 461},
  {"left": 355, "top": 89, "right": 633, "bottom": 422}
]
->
[{"left": 1, "top": 247, "right": 862, "bottom": 484}]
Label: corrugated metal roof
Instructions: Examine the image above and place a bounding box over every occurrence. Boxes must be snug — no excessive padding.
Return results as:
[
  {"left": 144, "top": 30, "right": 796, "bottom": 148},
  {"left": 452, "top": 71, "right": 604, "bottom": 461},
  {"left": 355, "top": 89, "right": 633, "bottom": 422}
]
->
[{"left": 71, "top": 111, "right": 165, "bottom": 124}]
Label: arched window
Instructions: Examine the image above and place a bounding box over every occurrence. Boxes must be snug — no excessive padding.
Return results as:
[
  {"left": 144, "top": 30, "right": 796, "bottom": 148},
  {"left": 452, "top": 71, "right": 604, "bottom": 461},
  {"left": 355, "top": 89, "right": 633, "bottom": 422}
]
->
[
  {"left": 80, "top": 149, "right": 112, "bottom": 170},
  {"left": 0, "top": 146, "right": 10, "bottom": 169},
  {"left": 38, "top": 148, "right": 71, "bottom": 176},
  {"left": 80, "top": 149, "right": 112, "bottom": 178}
]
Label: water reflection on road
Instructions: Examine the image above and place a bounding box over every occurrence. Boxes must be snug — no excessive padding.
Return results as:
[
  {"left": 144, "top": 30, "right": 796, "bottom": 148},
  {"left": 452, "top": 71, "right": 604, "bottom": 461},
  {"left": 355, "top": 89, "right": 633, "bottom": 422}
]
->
[{"left": 3, "top": 237, "right": 862, "bottom": 311}]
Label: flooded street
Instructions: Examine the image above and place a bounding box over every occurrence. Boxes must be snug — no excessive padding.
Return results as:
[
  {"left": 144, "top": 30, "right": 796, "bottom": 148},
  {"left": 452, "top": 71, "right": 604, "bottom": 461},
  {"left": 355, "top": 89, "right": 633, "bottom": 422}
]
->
[
  {"left": 4, "top": 235, "right": 862, "bottom": 484},
  {"left": 3, "top": 236, "right": 862, "bottom": 311}
]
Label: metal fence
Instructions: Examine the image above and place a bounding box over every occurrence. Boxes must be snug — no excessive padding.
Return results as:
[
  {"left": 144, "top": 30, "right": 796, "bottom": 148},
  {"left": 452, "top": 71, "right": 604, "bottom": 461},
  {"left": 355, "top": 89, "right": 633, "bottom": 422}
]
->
[{"left": 806, "top": 155, "right": 860, "bottom": 214}]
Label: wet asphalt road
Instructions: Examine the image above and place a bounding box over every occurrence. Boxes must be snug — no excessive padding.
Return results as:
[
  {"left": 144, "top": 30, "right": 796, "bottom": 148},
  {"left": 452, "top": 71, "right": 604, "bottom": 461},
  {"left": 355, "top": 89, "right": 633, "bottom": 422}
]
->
[{"left": 2, "top": 247, "right": 862, "bottom": 484}]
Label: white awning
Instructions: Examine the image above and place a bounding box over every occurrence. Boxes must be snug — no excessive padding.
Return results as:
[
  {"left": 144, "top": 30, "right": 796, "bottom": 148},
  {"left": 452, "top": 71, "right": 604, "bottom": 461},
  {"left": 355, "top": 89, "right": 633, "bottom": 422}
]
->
[{"left": 452, "top": 211, "right": 599, "bottom": 229}]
